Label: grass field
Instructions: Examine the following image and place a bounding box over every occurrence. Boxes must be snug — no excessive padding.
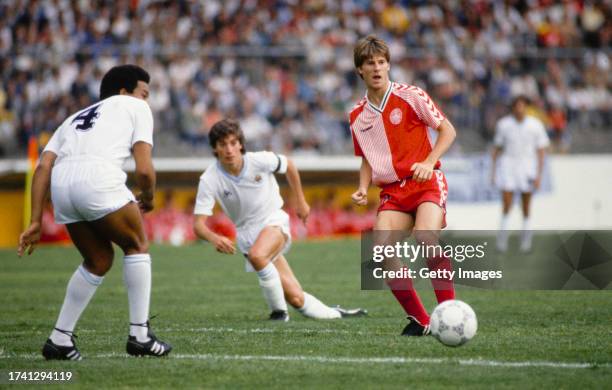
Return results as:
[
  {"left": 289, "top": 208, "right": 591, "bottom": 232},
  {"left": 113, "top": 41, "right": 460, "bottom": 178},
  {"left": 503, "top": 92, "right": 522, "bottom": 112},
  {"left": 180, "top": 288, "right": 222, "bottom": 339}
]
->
[{"left": 1, "top": 238, "right": 611, "bottom": 389}]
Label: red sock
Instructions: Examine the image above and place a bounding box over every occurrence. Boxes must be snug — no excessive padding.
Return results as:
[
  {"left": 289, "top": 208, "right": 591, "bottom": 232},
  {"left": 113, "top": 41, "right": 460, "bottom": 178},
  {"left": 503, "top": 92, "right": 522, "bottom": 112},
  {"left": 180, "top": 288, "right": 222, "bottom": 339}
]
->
[
  {"left": 386, "top": 274, "right": 430, "bottom": 325},
  {"left": 427, "top": 256, "right": 455, "bottom": 303}
]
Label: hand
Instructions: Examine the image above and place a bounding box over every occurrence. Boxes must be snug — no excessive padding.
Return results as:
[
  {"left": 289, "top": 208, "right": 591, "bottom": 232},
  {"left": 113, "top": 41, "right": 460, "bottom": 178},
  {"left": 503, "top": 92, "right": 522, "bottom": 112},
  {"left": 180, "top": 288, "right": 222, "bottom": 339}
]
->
[
  {"left": 411, "top": 161, "right": 435, "bottom": 183},
  {"left": 137, "top": 192, "right": 154, "bottom": 213},
  {"left": 213, "top": 235, "right": 236, "bottom": 255},
  {"left": 18, "top": 222, "right": 41, "bottom": 257},
  {"left": 533, "top": 176, "right": 542, "bottom": 191},
  {"left": 296, "top": 200, "right": 310, "bottom": 225},
  {"left": 351, "top": 188, "right": 368, "bottom": 206}
]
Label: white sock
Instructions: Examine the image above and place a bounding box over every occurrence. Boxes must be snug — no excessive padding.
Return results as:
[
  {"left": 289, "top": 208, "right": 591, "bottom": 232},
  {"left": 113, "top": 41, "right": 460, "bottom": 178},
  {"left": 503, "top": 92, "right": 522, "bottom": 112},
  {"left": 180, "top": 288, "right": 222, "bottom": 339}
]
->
[
  {"left": 50, "top": 265, "right": 103, "bottom": 346},
  {"left": 256, "top": 263, "right": 287, "bottom": 312},
  {"left": 124, "top": 254, "right": 152, "bottom": 342},
  {"left": 522, "top": 217, "right": 531, "bottom": 231},
  {"left": 298, "top": 292, "right": 341, "bottom": 319},
  {"left": 500, "top": 214, "right": 510, "bottom": 231}
]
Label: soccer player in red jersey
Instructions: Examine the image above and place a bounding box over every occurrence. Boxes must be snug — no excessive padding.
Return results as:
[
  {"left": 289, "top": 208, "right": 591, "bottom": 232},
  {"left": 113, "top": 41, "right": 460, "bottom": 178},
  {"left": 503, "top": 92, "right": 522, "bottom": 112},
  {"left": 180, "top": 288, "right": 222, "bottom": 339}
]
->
[{"left": 350, "top": 36, "right": 457, "bottom": 336}]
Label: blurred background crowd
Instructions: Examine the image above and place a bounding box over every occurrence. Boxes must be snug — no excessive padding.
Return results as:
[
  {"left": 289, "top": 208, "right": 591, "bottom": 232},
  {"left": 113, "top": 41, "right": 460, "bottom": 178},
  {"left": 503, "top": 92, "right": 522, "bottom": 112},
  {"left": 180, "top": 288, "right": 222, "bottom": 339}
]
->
[{"left": 0, "top": 0, "right": 610, "bottom": 159}]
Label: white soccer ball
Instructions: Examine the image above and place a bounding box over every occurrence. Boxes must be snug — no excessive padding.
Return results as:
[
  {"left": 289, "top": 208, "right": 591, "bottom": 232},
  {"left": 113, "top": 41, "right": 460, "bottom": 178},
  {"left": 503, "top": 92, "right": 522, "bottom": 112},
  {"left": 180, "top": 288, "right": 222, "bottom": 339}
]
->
[{"left": 430, "top": 299, "right": 477, "bottom": 347}]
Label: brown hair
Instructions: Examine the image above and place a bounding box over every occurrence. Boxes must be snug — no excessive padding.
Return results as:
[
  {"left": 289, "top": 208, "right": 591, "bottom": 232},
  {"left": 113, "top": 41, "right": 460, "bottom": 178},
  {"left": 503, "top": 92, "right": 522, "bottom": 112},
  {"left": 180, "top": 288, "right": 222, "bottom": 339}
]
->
[
  {"left": 209, "top": 118, "right": 246, "bottom": 156},
  {"left": 353, "top": 35, "right": 391, "bottom": 69}
]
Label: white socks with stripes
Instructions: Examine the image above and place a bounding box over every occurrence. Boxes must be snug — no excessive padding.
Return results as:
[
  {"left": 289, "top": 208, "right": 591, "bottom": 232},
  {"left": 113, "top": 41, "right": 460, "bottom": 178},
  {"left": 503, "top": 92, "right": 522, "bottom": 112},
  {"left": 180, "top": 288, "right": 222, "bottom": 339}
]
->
[
  {"left": 50, "top": 265, "right": 103, "bottom": 346},
  {"left": 124, "top": 254, "right": 152, "bottom": 342},
  {"left": 298, "top": 292, "right": 341, "bottom": 319},
  {"left": 256, "top": 263, "right": 288, "bottom": 313}
]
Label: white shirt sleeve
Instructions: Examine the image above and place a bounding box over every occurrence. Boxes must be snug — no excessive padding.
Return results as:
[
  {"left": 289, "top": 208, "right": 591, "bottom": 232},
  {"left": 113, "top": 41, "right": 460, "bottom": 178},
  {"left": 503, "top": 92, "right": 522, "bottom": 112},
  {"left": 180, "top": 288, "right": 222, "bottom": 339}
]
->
[
  {"left": 250, "top": 151, "right": 288, "bottom": 174},
  {"left": 194, "top": 174, "right": 216, "bottom": 216},
  {"left": 130, "top": 99, "right": 154, "bottom": 147},
  {"left": 43, "top": 124, "right": 63, "bottom": 155},
  {"left": 534, "top": 119, "right": 550, "bottom": 149},
  {"left": 493, "top": 120, "right": 505, "bottom": 147}
]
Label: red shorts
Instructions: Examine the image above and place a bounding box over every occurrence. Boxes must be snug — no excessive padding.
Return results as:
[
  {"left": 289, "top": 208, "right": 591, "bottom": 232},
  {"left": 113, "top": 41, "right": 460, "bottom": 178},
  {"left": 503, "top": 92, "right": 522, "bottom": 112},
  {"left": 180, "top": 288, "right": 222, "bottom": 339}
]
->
[{"left": 378, "top": 170, "right": 448, "bottom": 228}]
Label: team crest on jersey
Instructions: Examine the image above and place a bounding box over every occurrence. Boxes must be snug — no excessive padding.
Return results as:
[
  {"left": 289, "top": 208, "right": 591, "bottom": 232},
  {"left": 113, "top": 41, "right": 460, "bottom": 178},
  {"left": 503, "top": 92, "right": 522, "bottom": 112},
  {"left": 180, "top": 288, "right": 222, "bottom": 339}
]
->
[
  {"left": 389, "top": 108, "right": 402, "bottom": 125},
  {"left": 254, "top": 174, "right": 262, "bottom": 183},
  {"left": 223, "top": 190, "right": 232, "bottom": 198}
]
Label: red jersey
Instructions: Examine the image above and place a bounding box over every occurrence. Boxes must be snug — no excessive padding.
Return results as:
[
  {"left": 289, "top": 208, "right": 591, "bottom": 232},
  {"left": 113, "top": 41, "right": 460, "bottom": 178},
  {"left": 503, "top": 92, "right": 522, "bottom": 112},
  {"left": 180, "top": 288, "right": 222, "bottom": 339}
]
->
[{"left": 350, "top": 82, "right": 446, "bottom": 186}]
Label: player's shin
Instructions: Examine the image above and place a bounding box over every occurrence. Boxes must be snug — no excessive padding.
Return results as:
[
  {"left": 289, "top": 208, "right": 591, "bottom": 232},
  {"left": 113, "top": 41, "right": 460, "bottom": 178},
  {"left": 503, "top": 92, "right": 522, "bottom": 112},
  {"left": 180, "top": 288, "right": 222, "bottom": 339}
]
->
[
  {"left": 50, "top": 265, "right": 103, "bottom": 346},
  {"left": 256, "top": 262, "right": 288, "bottom": 313},
  {"left": 386, "top": 270, "right": 430, "bottom": 326},
  {"left": 426, "top": 256, "right": 455, "bottom": 303},
  {"left": 298, "top": 292, "right": 341, "bottom": 319},
  {"left": 123, "top": 254, "right": 152, "bottom": 342}
]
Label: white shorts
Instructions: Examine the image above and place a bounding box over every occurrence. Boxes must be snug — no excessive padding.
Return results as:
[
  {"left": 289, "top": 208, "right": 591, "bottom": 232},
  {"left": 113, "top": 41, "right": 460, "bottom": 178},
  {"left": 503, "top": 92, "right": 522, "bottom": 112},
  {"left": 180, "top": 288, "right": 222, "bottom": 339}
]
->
[
  {"left": 50, "top": 157, "right": 135, "bottom": 224},
  {"left": 237, "top": 209, "right": 292, "bottom": 272},
  {"left": 496, "top": 160, "right": 535, "bottom": 193}
]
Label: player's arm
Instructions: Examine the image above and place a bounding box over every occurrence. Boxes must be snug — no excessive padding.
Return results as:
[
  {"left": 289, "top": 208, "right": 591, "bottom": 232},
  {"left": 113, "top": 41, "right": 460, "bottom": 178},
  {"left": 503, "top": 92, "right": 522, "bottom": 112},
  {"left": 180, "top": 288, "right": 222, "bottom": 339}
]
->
[
  {"left": 285, "top": 158, "right": 310, "bottom": 224},
  {"left": 351, "top": 157, "right": 371, "bottom": 206},
  {"left": 18, "top": 151, "right": 57, "bottom": 257},
  {"left": 534, "top": 147, "right": 546, "bottom": 190},
  {"left": 132, "top": 141, "right": 155, "bottom": 213},
  {"left": 193, "top": 214, "right": 235, "bottom": 254},
  {"left": 412, "top": 118, "right": 456, "bottom": 183},
  {"left": 491, "top": 146, "right": 502, "bottom": 186}
]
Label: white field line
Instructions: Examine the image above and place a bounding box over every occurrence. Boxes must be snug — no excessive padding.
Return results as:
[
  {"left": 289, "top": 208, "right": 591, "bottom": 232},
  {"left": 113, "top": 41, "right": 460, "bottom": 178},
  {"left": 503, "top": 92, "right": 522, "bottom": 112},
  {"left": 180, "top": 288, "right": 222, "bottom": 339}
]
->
[
  {"left": 0, "top": 327, "right": 363, "bottom": 336},
  {"left": 0, "top": 352, "right": 609, "bottom": 370}
]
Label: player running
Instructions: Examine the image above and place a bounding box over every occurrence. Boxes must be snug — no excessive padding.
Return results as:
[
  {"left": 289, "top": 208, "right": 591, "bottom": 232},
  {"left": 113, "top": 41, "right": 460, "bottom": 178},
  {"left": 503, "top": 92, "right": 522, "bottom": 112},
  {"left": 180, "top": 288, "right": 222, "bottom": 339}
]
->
[
  {"left": 491, "top": 95, "right": 549, "bottom": 252},
  {"left": 193, "top": 119, "right": 366, "bottom": 321},
  {"left": 349, "top": 36, "right": 457, "bottom": 336},
  {"left": 18, "top": 65, "right": 171, "bottom": 360}
]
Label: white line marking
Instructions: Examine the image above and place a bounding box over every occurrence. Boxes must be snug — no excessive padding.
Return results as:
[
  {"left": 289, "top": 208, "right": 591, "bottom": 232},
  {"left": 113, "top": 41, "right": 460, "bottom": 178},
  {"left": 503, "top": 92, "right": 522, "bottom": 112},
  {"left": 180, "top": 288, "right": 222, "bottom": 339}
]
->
[
  {"left": 0, "top": 327, "right": 360, "bottom": 336},
  {"left": 0, "top": 352, "right": 608, "bottom": 369}
]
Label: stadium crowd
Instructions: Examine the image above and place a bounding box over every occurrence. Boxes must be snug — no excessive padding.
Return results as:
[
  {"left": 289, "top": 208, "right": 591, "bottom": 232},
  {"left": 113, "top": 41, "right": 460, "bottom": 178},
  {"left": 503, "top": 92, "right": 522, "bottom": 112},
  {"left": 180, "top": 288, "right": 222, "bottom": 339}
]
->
[{"left": 0, "top": 0, "right": 610, "bottom": 157}]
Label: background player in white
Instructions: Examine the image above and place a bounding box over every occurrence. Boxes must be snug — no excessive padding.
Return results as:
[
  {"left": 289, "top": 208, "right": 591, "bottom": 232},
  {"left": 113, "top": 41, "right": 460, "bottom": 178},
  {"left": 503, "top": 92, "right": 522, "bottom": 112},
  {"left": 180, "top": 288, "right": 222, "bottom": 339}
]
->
[
  {"left": 491, "top": 95, "right": 550, "bottom": 252},
  {"left": 18, "top": 65, "right": 171, "bottom": 360},
  {"left": 193, "top": 119, "right": 366, "bottom": 321}
]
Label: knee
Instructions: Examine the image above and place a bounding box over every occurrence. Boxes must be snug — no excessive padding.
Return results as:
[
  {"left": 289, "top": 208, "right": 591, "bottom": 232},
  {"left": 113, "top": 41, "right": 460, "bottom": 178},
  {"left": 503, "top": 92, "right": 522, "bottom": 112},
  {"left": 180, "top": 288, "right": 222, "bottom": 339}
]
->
[
  {"left": 248, "top": 249, "right": 269, "bottom": 269},
  {"left": 84, "top": 257, "right": 113, "bottom": 276},
  {"left": 413, "top": 230, "right": 438, "bottom": 246},
  {"left": 286, "top": 291, "right": 304, "bottom": 308},
  {"left": 123, "top": 237, "right": 149, "bottom": 255}
]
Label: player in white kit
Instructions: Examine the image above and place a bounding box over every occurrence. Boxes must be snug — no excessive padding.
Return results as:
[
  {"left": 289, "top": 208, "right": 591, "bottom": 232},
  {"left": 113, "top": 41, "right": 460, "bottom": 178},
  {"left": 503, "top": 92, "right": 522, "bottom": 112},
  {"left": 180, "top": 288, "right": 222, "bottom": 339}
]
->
[
  {"left": 193, "top": 119, "right": 366, "bottom": 321},
  {"left": 491, "top": 95, "right": 550, "bottom": 252},
  {"left": 18, "top": 65, "right": 171, "bottom": 360}
]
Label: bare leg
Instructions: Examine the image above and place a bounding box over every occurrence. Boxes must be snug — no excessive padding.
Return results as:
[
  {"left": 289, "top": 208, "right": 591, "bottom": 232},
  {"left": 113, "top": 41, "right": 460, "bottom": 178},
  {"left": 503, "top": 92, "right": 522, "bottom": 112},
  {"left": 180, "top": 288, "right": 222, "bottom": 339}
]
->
[{"left": 247, "top": 226, "right": 288, "bottom": 315}]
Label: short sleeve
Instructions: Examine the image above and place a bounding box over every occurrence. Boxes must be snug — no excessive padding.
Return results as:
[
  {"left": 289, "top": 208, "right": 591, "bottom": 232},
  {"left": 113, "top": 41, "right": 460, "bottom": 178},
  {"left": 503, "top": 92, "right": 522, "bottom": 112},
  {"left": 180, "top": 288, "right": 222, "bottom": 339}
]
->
[
  {"left": 250, "top": 151, "right": 288, "bottom": 174},
  {"left": 403, "top": 86, "right": 446, "bottom": 129},
  {"left": 43, "top": 125, "right": 63, "bottom": 155},
  {"left": 351, "top": 128, "right": 364, "bottom": 157},
  {"left": 535, "top": 120, "right": 550, "bottom": 149},
  {"left": 493, "top": 120, "right": 505, "bottom": 147},
  {"left": 194, "top": 175, "right": 215, "bottom": 216},
  {"left": 130, "top": 99, "right": 154, "bottom": 147}
]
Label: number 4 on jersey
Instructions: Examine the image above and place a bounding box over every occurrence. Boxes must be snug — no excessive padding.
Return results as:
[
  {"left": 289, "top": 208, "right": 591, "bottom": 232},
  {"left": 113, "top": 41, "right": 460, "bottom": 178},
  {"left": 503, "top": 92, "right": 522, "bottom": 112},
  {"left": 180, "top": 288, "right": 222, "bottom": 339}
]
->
[{"left": 71, "top": 103, "right": 102, "bottom": 131}]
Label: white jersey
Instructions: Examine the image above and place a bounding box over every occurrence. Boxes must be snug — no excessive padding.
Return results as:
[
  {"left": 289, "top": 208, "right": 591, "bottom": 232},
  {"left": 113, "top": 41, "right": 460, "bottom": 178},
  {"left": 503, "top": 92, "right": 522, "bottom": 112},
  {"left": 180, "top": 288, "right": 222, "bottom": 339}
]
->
[
  {"left": 194, "top": 151, "right": 288, "bottom": 231},
  {"left": 494, "top": 114, "right": 549, "bottom": 178},
  {"left": 43, "top": 95, "right": 154, "bottom": 169}
]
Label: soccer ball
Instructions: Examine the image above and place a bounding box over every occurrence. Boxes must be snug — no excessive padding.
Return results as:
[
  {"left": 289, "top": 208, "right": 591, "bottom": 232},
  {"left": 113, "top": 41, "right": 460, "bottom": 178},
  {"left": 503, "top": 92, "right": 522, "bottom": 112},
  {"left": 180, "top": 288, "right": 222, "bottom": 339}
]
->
[{"left": 430, "top": 300, "right": 477, "bottom": 347}]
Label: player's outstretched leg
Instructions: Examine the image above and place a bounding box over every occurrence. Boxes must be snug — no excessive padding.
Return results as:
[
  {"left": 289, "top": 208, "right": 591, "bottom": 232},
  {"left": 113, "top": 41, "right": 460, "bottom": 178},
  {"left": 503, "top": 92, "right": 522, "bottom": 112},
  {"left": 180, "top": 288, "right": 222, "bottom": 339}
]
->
[{"left": 275, "top": 256, "right": 366, "bottom": 319}]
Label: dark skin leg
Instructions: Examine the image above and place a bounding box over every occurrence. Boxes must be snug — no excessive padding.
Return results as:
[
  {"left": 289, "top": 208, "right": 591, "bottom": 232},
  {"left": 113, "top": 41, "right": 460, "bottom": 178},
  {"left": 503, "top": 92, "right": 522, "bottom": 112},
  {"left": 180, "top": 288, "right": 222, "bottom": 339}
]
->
[
  {"left": 501, "top": 191, "right": 514, "bottom": 215},
  {"left": 66, "top": 202, "right": 149, "bottom": 276}
]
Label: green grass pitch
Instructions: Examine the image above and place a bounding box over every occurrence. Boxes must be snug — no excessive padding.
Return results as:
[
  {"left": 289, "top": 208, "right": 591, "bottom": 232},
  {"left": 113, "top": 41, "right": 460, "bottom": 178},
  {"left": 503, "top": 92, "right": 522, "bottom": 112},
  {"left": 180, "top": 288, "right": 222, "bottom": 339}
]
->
[{"left": 1, "top": 239, "right": 610, "bottom": 388}]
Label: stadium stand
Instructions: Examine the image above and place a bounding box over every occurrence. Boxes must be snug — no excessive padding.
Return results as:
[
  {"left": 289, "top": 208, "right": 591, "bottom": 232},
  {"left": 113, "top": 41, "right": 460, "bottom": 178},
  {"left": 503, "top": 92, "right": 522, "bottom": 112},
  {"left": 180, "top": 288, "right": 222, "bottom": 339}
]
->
[{"left": 0, "top": 0, "right": 610, "bottom": 158}]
